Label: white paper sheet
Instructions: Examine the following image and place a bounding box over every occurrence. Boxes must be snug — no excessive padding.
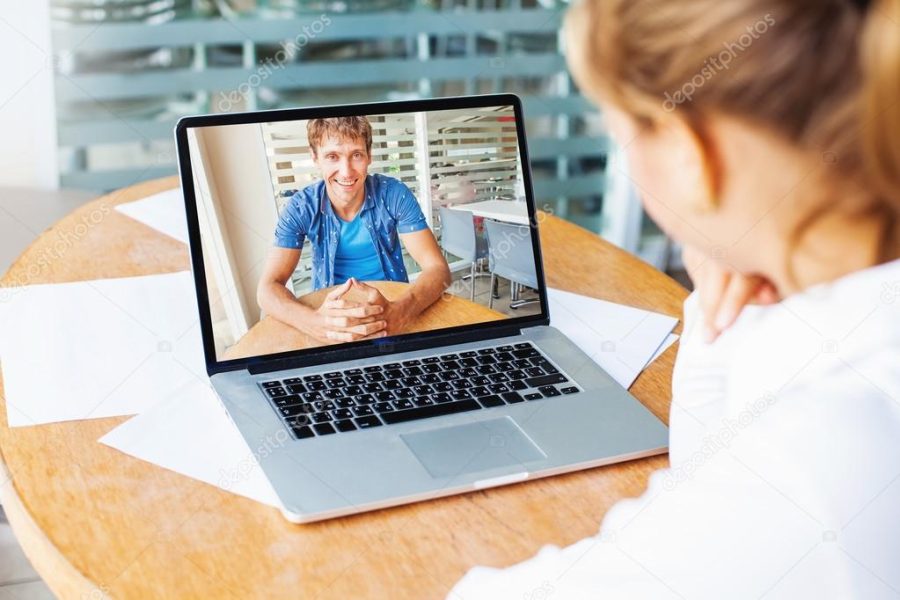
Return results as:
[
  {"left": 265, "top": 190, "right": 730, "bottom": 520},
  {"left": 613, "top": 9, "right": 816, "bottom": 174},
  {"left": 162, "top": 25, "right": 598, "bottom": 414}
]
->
[
  {"left": 115, "top": 188, "right": 189, "bottom": 244},
  {"left": 647, "top": 333, "right": 679, "bottom": 368},
  {"left": 99, "top": 379, "right": 281, "bottom": 508},
  {"left": 0, "top": 272, "right": 206, "bottom": 427},
  {"left": 547, "top": 287, "right": 678, "bottom": 388},
  {"left": 98, "top": 291, "right": 679, "bottom": 507}
]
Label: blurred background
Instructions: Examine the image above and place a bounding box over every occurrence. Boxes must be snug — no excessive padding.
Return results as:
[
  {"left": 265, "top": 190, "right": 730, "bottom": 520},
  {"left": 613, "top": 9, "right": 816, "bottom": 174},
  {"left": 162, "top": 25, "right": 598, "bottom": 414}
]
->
[{"left": 0, "top": 0, "right": 681, "bottom": 272}]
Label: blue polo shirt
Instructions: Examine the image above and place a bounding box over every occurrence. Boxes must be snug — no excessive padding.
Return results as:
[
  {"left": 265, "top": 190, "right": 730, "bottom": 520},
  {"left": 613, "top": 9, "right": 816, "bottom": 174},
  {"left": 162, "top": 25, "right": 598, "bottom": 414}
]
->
[{"left": 273, "top": 173, "right": 428, "bottom": 291}]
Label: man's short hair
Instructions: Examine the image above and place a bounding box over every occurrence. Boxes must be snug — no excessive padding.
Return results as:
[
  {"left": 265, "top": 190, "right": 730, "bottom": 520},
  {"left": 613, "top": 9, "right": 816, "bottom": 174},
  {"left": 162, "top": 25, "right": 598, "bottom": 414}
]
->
[{"left": 307, "top": 116, "right": 373, "bottom": 158}]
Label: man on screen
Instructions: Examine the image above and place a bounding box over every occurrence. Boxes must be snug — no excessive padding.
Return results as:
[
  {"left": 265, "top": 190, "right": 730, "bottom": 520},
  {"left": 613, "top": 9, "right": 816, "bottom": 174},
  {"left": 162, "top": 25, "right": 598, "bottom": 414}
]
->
[{"left": 257, "top": 116, "right": 451, "bottom": 345}]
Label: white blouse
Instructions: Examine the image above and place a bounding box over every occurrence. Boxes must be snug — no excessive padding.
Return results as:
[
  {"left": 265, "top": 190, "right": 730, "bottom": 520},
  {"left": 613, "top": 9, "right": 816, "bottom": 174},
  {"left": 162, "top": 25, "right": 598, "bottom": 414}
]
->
[{"left": 449, "top": 259, "right": 900, "bottom": 599}]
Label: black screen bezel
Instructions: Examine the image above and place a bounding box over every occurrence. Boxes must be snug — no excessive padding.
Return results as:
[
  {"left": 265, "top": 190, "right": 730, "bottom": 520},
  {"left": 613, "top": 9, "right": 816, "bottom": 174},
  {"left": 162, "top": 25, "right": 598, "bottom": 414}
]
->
[{"left": 174, "top": 93, "right": 550, "bottom": 376}]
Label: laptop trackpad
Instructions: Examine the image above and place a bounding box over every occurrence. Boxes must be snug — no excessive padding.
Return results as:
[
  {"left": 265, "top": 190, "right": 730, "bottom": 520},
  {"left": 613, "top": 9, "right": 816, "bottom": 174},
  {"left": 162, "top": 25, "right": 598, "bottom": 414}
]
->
[{"left": 400, "top": 417, "right": 546, "bottom": 479}]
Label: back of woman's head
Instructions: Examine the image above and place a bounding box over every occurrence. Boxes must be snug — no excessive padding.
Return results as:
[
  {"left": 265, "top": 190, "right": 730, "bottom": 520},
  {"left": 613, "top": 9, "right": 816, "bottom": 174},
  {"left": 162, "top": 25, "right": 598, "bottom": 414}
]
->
[{"left": 564, "top": 0, "right": 900, "bottom": 260}]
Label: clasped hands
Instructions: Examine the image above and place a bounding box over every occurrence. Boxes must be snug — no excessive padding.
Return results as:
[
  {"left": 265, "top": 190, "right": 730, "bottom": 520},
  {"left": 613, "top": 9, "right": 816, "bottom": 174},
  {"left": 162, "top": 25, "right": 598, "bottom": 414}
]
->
[{"left": 310, "top": 278, "right": 412, "bottom": 344}]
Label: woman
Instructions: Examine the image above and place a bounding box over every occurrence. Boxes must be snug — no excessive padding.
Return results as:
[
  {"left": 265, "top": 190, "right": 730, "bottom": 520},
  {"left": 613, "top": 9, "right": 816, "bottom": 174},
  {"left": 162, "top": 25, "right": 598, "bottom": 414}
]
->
[{"left": 450, "top": 0, "right": 900, "bottom": 597}]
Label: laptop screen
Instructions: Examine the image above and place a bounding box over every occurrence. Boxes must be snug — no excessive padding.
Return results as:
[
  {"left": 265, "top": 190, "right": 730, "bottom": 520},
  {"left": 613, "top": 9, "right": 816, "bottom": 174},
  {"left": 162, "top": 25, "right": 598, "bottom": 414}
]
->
[{"left": 178, "top": 95, "right": 548, "bottom": 369}]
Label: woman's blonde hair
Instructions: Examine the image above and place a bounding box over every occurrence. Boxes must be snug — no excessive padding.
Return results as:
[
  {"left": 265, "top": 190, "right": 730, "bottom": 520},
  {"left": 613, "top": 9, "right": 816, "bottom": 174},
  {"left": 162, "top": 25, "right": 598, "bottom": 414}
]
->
[{"left": 564, "top": 0, "right": 900, "bottom": 261}]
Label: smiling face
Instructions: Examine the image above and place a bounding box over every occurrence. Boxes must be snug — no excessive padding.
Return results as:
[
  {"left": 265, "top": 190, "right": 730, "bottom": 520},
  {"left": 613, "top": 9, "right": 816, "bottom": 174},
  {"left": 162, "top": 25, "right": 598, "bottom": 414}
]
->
[{"left": 312, "top": 135, "right": 372, "bottom": 215}]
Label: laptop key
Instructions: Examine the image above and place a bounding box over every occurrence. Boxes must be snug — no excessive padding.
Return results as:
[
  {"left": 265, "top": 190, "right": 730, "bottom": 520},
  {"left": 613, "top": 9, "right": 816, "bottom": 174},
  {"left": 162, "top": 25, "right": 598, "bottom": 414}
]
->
[
  {"left": 401, "top": 376, "right": 420, "bottom": 387},
  {"left": 332, "top": 408, "right": 353, "bottom": 420},
  {"left": 413, "top": 396, "right": 433, "bottom": 407},
  {"left": 477, "top": 394, "right": 504, "bottom": 408},
  {"left": 420, "top": 373, "right": 441, "bottom": 384},
  {"left": 292, "top": 426, "right": 315, "bottom": 439},
  {"left": 514, "top": 342, "right": 532, "bottom": 349},
  {"left": 433, "top": 392, "right": 453, "bottom": 403},
  {"left": 266, "top": 387, "right": 287, "bottom": 397},
  {"left": 383, "top": 380, "right": 402, "bottom": 390},
  {"left": 385, "top": 369, "right": 404, "bottom": 380},
  {"left": 324, "top": 371, "right": 342, "bottom": 379},
  {"left": 304, "top": 374, "right": 323, "bottom": 382},
  {"left": 307, "top": 380, "right": 327, "bottom": 391},
  {"left": 380, "top": 399, "right": 481, "bottom": 425},
  {"left": 261, "top": 381, "right": 282, "bottom": 388},
  {"left": 344, "top": 385, "right": 363, "bottom": 396},
  {"left": 374, "top": 401, "right": 394, "bottom": 413},
  {"left": 355, "top": 394, "right": 375, "bottom": 405},
  {"left": 393, "top": 398, "right": 414, "bottom": 410},
  {"left": 561, "top": 386, "right": 579, "bottom": 394},
  {"left": 362, "top": 383, "right": 383, "bottom": 393},
  {"left": 364, "top": 372, "right": 385, "bottom": 382},
  {"left": 376, "top": 391, "right": 396, "bottom": 402},
  {"left": 313, "top": 423, "right": 337, "bottom": 435},
  {"left": 441, "top": 353, "right": 458, "bottom": 360},
  {"left": 355, "top": 416, "right": 383, "bottom": 429},
  {"left": 539, "top": 386, "right": 561, "bottom": 397},
  {"left": 502, "top": 391, "right": 525, "bottom": 404},
  {"left": 336, "top": 398, "right": 355, "bottom": 408},
  {"left": 422, "top": 363, "right": 442, "bottom": 373},
  {"left": 273, "top": 395, "right": 302, "bottom": 408},
  {"left": 525, "top": 373, "right": 568, "bottom": 388},
  {"left": 512, "top": 348, "right": 539, "bottom": 359},
  {"left": 312, "top": 412, "right": 332, "bottom": 423},
  {"left": 346, "top": 368, "right": 363, "bottom": 376},
  {"left": 525, "top": 366, "right": 545, "bottom": 377},
  {"left": 363, "top": 365, "right": 383, "bottom": 373},
  {"left": 460, "top": 351, "right": 477, "bottom": 358},
  {"left": 488, "top": 383, "right": 510, "bottom": 394},
  {"left": 498, "top": 345, "right": 514, "bottom": 352},
  {"left": 401, "top": 359, "right": 421, "bottom": 366},
  {"left": 525, "top": 392, "right": 543, "bottom": 400},
  {"left": 422, "top": 356, "right": 440, "bottom": 364},
  {"left": 287, "top": 384, "right": 306, "bottom": 394},
  {"left": 347, "top": 375, "right": 366, "bottom": 385},
  {"left": 284, "top": 377, "right": 303, "bottom": 384},
  {"left": 508, "top": 380, "right": 527, "bottom": 391},
  {"left": 279, "top": 404, "right": 310, "bottom": 417},
  {"left": 335, "top": 419, "right": 357, "bottom": 432},
  {"left": 450, "top": 390, "right": 471, "bottom": 401},
  {"left": 495, "top": 352, "right": 514, "bottom": 362},
  {"left": 472, "top": 376, "right": 490, "bottom": 386},
  {"left": 402, "top": 366, "right": 423, "bottom": 376},
  {"left": 440, "top": 360, "right": 460, "bottom": 371},
  {"left": 471, "top": 386, "right": 489, "bottom": 397},
  {"left": 433, "top": 382, "right": 452, "bottom": 392},
  {"left": 352, "top": 405, "right": 374, "bottom": 417},
  {"left": 326, "top": 378, "right": 346, "bottom": 389}
]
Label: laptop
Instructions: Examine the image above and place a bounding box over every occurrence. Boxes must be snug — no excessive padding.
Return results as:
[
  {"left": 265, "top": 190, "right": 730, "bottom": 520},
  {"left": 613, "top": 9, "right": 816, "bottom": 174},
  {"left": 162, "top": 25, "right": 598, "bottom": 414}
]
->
[{"left": 175, "top": 93, "right": 668, "bottom": 523}]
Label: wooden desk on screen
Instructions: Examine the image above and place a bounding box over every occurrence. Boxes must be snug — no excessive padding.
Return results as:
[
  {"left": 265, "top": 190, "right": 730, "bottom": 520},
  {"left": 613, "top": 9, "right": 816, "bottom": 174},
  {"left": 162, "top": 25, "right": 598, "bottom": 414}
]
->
[
  {"left": 0, "top": 177, "right": 687, "bottom": 599},
  {"left": 225, "top": 281, "right": 506, "bottom": 360}
]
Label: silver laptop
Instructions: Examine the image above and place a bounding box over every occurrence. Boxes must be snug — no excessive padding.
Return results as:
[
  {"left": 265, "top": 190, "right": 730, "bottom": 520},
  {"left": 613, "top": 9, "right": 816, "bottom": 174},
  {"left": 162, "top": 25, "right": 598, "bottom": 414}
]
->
[{"left": 175, "top": 93, "right": 667, "bottom": 523}]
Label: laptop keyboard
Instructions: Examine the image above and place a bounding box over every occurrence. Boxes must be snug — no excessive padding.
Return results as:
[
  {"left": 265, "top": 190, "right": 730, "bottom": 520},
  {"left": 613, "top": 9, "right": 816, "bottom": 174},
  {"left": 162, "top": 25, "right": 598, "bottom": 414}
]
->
[{"left": 258, "top": 341, "right": 580, "bottom": 440}]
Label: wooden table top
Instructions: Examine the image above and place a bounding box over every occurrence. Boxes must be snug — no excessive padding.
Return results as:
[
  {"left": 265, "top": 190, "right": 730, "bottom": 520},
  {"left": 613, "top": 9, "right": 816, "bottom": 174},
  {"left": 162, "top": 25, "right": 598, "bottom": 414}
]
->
[
  {"left": 225, "top": 281, "right": 507, "bottom": 360},
  {"left": 0, "top": 177, "right": 687, "bottom": 599}
]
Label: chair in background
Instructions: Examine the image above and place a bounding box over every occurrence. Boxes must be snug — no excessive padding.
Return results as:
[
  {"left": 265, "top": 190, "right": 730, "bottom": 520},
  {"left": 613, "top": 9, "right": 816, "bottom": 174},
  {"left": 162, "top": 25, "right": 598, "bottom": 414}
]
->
[
  {"left": 484, "top": 218, "right": 539, "bottom": 310},
  {"left": 439, "top": 207, "right": 488, "bottom": 300}
]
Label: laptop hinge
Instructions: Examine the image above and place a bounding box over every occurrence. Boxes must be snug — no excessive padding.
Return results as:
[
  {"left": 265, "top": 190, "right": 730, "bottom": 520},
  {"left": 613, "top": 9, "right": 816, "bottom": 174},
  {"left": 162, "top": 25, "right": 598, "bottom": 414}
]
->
[{"left": 247, "top": 324, "right": 525, "bottom": 376}]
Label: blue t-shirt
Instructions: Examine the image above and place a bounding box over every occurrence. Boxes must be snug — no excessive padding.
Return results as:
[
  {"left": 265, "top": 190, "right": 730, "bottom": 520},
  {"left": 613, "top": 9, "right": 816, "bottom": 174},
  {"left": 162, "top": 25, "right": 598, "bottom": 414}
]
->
[
  {"left": 273, "top": 173, "right": 428, "bottom": 291},
  {"left": 332, "top": 212, "right": 386, "bottom": 284}
]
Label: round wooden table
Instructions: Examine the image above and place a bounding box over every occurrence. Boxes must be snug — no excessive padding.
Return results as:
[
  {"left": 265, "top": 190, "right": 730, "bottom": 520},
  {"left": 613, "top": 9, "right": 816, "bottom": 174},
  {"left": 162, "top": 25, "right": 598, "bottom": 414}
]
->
[{"left": 0, "top": 177, "right": 687, "bottom": 599}]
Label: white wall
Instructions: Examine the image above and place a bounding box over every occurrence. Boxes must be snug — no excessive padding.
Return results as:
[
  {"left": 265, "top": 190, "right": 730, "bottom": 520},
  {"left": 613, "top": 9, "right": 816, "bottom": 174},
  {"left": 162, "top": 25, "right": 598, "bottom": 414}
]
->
[{"left": 0, "top": 1, "right": 58, "bottom": 188}]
